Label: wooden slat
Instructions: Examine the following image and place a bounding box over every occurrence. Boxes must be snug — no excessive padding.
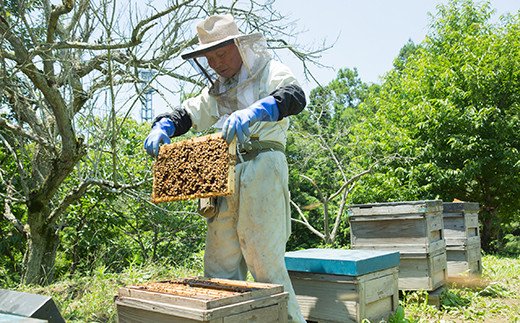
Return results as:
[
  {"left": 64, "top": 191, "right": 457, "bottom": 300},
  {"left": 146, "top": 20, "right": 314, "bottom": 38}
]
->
[
  {"left": 349, "top": 200, "right": 443, "bottom": 216},
  {"left": 289, "top": 268, "right": 398, "bottom": 323},
  {"left": 119, "top": 277, "right": 284, "bottom": 311},
  {"left": 442, "top": 202, "right": 479, "bottom": 213},
  {"left": 117, "top": 292, "right": 287, "bottom": 322}
]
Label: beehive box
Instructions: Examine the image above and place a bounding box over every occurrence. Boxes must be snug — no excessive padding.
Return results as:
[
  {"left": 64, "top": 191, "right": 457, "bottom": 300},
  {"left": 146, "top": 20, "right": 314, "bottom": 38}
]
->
[
  {"left": 152, "top": 133, "right": 236, "bottom": 203},
  {"left": 285, "top": 249, "right": 400, "bottom": 323},
  {"left": 116, "top": 277, "right": 288, "bottom": 323},
  {"left": 443, "top": 202, "right": 482, "bottom": 276},
  {"left": 398, "top": 249, "right": 447, "bottom": 290},
  {"left": 349, "top": 200, "right": 447, "bottom": 291}
]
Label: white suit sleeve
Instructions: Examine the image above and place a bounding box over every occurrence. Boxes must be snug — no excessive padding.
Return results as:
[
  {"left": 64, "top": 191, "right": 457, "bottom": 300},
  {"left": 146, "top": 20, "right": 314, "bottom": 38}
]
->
[{"left": 182, "top": 87, "right": 220, "bottom": 132}]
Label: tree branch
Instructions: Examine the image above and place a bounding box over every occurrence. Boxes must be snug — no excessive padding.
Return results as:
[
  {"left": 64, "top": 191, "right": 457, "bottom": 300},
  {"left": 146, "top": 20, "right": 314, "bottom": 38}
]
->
[
  {"left": 0, "top": 117, "right": 56, "bottom": 152},
  {"left": 47, "top": 178, "right": 146, "bottom": 224},
  {"left": 290, "top": 200, "right": 324, "bottom": 240},
  {"left": 3, "top": 181, "right": 27, "bottom": 237}
]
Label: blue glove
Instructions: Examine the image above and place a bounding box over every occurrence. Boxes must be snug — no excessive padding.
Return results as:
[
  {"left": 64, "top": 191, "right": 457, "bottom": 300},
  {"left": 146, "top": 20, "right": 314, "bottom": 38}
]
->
[
  {"left": 222, "top": 96, "right": 279, "bottom": 143},
  {"left": 144, "top": 117, "right": 175, "bottom": 157}
]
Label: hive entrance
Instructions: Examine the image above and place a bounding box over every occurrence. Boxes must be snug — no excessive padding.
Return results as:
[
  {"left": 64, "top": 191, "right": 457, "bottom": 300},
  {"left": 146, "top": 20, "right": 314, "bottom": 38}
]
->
[{"left": 152, "top": 133, "right": 236, "bottom": 203}]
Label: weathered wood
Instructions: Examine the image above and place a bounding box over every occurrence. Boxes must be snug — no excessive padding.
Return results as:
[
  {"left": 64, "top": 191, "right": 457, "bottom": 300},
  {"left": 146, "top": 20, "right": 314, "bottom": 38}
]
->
[
  {"left": 288, "top": 268, "right": 398, "bottom": 323},
  {"left": 349, "top": 200, "right": 443, "bottom": 216},
  {"left": 349, "top": 200, "right": 445, "bottom": 254},
  {"left": 398, "top": 250, "right": 447, "bottom": 291},
  {"left": 116, "top": 278, "right": 287, "bottom": 323},
  {"left": 446, "top": 239, "right": 482, "bottom": 276},
  {"left": 443, "top": 202, "right": 481, "bottom": 247},
  {"left": 442, "top": 202, "right": 482, "bottom": 277}
]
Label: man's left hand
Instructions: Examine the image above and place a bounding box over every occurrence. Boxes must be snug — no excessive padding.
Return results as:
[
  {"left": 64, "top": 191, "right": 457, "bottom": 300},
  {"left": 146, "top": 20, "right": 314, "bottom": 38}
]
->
[{"left": 222, "top": 96, "right": 279, "bottom": 143}]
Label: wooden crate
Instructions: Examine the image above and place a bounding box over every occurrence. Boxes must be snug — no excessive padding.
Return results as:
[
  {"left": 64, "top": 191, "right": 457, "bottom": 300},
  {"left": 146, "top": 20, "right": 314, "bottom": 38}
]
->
[
  {"left": 446, "top": 239, "right": 482, "bottom": 276},
  {"left": 116, "top": 277, "right": 288, "bottom": 323},
  {"left": 443, "top": 202, "right": 480, "bottom": 246},
  {"left": 348, "top": 200, "right": 445, "bottom": 254},
  {"left": 349, "top": 200, "right": 448, "bottom": 291},
  {"left": 285, "top": 249, "right": 400, "bottom": 323},
  {"left": 398, "top": 249, "right": 447, "bottom": 291},
  {"left": 442, "top": 202, "right": 482, "bottom": 277}
]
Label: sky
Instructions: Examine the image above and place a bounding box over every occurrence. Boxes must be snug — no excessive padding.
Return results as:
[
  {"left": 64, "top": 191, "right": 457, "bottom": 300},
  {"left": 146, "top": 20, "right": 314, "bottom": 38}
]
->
[
  {"left": 270, "top": 0, "right": 520, "bottom": 92},
  {"left": 137, "top": 0, "right": 520, "bottom": 120}
]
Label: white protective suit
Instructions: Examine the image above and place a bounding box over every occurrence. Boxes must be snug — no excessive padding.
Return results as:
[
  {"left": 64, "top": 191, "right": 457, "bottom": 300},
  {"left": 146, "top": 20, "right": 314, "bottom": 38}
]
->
[{"left": 182, "top": 33, "right": 306, "bottom": 323}]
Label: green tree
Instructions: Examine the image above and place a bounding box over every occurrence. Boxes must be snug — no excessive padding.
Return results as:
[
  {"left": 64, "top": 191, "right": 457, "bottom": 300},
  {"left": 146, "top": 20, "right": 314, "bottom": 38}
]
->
[
  {"left": 351, "top": 0, "right": 520, "bottom": 251},
  {"left": 0, "top": 0, "right": 321, "bottom": 285},
  {"left": 287, "top": 68, "right": 379, "bottom": 247}
]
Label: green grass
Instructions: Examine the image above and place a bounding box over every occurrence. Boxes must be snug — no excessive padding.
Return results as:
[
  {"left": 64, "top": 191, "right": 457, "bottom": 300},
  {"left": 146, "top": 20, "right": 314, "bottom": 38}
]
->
[
  {"left": 394, "top": 254, "right": 520, "bottom": 323},
  {"left": 9, "top": 254, "right": 520, "bottom": 322},
  {"left": 16, "top": 257, "right": 204, "bottom": 323}
]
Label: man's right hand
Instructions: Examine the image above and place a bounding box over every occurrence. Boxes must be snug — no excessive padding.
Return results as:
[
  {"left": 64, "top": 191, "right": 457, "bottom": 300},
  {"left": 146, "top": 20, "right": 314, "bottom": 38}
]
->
[{"left": 144, "top": 117, "right": 175, "bottom": 157}]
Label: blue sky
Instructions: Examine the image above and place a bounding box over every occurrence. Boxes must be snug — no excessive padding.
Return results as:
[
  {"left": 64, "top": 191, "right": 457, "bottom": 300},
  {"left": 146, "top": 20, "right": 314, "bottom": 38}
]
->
[{"left": 272, "top": 0, "right": 520, "bottom": 91}]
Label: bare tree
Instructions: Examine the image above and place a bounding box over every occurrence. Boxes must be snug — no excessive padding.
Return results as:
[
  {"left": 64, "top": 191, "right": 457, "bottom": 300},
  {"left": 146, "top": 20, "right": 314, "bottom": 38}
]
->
[{"left": 0, "top": 0, "right": 326, "bottom": 285}]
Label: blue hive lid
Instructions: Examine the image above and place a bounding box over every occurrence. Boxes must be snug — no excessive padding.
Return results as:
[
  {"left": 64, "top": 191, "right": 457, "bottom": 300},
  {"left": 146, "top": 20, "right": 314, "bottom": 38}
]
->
[{"left": 285, "top": 248, "right": 400, "bottom": 276}]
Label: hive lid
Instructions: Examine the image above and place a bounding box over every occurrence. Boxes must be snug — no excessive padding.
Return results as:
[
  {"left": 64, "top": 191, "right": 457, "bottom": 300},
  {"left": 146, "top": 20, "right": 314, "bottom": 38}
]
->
[
  {"left": 348, "top": 200, "right": 443, "bottom": 217},
  {"left": 285, "top": 248, "right": 400, "bottom": 276},
  {"left": 443, "top": 202, "right": 480, "bottom": 213}
]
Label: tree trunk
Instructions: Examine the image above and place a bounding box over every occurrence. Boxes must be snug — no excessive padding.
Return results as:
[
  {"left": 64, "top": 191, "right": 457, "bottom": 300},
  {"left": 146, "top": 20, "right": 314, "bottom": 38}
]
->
[
  {"left": 480, "top": 207, "right": 499, "bottom": 253},
  {"left": 23, "top": 209, "right": 60, "bottom": 285}
]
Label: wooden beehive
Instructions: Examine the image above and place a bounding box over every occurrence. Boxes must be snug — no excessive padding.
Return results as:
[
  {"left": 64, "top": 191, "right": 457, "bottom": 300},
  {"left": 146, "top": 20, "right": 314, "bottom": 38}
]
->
[
  {"left": 443, "top": 202, "right": 482, "bottom": 276},
  {"left": 285, "top": 249, "right": 400, "bottom": 323},
  {"left": 116, "top": 277, "right": 288, "bottom": 323},
  {"left": 349, "top": 200, "right": 447, "bottom": 291},
  {"left": 152, "top": 133, "right": 236, "bottom": 203}
]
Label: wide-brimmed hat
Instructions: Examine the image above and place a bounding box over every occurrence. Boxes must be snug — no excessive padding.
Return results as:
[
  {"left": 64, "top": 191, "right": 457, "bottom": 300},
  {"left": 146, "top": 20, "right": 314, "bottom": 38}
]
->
[{"left": 181, "top": 14, "right": 242, "bottom": 60}]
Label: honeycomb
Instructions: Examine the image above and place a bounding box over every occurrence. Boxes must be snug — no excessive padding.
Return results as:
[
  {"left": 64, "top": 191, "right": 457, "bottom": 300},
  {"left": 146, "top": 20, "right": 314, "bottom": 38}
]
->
[
  {"left": 135, "top": 278, "right": 253, "bottom": 300},
  {"left": 152, "top": 133, "right": 236, "bottom": 203}
]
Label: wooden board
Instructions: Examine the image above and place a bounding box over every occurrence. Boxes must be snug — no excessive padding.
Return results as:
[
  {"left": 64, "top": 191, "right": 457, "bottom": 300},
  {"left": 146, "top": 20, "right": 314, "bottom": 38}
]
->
[
  {"left": 289, "top": 267, "right": 398, "bottom": 323},
  {"left": 116, "top": 277, "right": 288, "bottom": 322},
  {"left": 443, "top": 202, "right": 481, "bottom": 247},
  {"left": 398, "top": 249, "right": 447, "bottom": 291},
  {"left": 152, "top": 133, "right": 236, "bottom": 203},
  {"left": 446, "top": 240, "right": 482, "bottom": 276},
  {"left": 348, "top": 200, "right": 443, "bottom": 216},
  {"left": 349, "top": 211, "right": 445, "bottom": 254}
]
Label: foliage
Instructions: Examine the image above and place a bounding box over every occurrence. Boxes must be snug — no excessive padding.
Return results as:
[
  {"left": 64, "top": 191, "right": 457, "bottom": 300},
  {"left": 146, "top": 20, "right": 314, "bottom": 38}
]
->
[
  {"left": 348, "top": 0, "right": 520, "bottom": 251},
  {"left": 287, "top": 68, "right": 379, "bottom": 247},
  {"left": 0, "top": 0, "right": 321, "bottom": 285},
  {"left": 17, "top": 257, "right": 204, "bottom": 323}
]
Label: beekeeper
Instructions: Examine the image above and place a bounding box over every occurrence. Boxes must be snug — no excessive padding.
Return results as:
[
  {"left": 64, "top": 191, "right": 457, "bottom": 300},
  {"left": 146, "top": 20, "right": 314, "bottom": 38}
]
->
[{"left": 144, "top": 14, "right": 306, "bottom": 323}]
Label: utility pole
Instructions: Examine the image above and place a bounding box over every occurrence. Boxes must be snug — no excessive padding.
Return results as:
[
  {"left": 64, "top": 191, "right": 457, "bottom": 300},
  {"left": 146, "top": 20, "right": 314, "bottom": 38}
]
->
[{"left": 140, "top": 70, "right": 155, "bottom": 122}]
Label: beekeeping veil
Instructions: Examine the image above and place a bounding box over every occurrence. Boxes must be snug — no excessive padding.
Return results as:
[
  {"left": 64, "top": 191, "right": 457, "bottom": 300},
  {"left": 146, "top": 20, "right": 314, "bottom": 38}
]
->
[{"left": 181, "top": 14, "right": 272, "bottom": 123}]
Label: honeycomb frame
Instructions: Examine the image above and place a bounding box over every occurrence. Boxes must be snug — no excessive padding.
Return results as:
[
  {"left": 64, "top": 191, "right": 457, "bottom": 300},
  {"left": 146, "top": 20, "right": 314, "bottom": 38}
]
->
[{"left": 152, "top": 133, "right": 236, "bottom": 203}]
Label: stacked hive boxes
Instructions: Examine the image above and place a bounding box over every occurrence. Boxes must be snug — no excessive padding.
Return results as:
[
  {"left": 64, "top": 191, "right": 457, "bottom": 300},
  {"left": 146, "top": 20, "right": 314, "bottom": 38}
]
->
[
  {"left": 442, "top": 202, "right": 482, "bottom": 277},
  {"left": 285, "top": 249, "right": 400, "bottom": 323},
  {"left": 348, "top": 200, "right": 447, "bottom": 291}
]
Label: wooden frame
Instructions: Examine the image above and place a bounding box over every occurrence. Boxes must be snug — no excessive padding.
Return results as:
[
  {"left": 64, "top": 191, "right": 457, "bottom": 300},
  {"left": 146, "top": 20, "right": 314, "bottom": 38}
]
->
[
  {"left": 116, "top": 277, "right": 288, "bottom": 323},
  {"left": 289, "top": 267, "right": 399, "bottom": 323},
  {"left": 152, "top": 133, "right": 236, "bottom": 203}
]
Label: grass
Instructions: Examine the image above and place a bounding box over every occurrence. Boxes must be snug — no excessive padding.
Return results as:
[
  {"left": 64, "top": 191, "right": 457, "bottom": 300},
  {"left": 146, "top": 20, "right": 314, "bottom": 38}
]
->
[
  {"left": 395, "top": 254, "right": 520, "bottom": 322},
  {"left": 9, "top": 254, "right": 520, "bottom": 322},
  {"left": 16, "top": 257, "right": 205, "bottom": 323}
]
